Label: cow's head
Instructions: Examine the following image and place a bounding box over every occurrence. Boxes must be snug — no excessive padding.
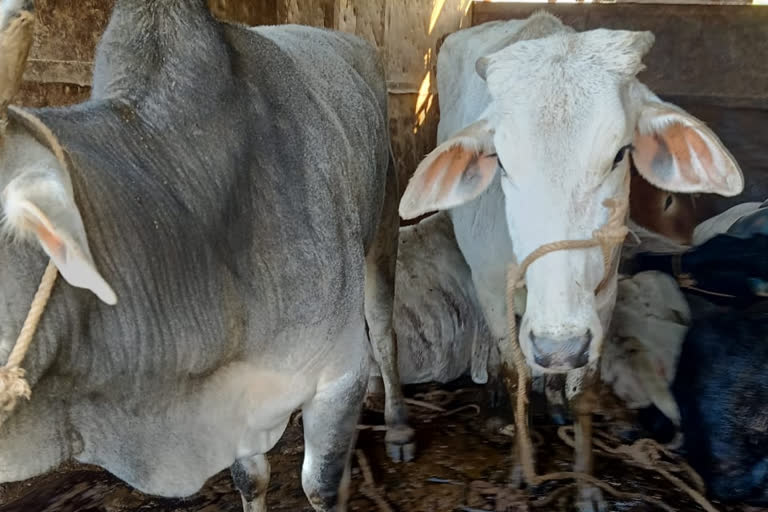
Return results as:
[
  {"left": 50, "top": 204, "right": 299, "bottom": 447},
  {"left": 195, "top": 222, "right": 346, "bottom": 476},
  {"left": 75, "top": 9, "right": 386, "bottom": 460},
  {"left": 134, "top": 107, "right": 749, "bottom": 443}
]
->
[
  {"left": 629, "top": 170, "right": 698, "bottom": 244},
  {"left": 399, "top": 17, "right": 742, "bottom": 372},
  {"left": 0, "top": 0, "right": 116, "bottom": 308}
]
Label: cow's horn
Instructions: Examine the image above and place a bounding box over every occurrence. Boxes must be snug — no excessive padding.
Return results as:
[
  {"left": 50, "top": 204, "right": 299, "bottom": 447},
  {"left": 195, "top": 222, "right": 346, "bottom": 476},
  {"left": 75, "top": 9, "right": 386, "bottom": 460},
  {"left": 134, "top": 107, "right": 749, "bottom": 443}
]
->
[{"left": 0, "top": 0, "right": 35, "bottom": 136}]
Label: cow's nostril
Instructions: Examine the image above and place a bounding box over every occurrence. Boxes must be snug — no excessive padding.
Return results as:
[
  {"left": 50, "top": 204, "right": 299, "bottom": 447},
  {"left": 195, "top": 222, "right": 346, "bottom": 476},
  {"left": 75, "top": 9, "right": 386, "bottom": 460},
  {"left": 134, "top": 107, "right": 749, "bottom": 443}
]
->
[{"left": 529, "top": 329, "right": 593, "bottom": 370}]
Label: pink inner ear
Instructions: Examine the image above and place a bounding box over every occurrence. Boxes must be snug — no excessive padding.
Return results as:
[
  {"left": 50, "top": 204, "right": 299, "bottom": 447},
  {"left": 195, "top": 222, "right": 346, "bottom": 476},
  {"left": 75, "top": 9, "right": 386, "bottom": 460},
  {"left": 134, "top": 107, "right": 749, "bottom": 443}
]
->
[
  {"left": 431, "top": 146, "right": 475, "bottom": 196},
  {"left": 32, "top": 221, "right": 66, "bottom": 261},
  {"left": 663, "top": 123, "right": 713, "bottom": 184},
  {"left": 634, "top": 119, "right": 736, "bottom": 194},
  {"left": 421, "top": 145, "right": 497, "bottom": 199}
]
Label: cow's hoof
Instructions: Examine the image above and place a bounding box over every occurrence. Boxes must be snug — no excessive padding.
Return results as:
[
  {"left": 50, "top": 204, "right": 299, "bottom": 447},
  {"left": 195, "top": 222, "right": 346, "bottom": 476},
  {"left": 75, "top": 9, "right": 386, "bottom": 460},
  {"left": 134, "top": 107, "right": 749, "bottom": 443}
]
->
[
  {"left": 576, "top": 486, "right": 607, "bottom": 512},
  {"left": 385, "top": 425, "right": 415, "bottom": 462}
]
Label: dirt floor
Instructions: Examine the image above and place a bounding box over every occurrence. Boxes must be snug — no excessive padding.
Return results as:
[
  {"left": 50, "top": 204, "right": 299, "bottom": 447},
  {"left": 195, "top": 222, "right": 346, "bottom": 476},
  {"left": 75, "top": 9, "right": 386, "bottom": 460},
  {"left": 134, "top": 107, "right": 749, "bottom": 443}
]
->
[{"left": 0, "top": 382, "right": 765, "bottom": 512}]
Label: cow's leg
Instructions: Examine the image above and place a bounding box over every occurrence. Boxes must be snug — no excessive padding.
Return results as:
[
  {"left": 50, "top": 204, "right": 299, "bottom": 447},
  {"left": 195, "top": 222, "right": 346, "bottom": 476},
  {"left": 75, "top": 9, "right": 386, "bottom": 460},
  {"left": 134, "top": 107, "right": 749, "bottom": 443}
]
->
[
  {"left": 485, "top": 340, "right": 509, "bottom": 410},
  {"left": 301, "top": 346, "right": 368, "bottom": 512},
  {"left": 571, "top": 375, "right": 606, "bottom": 512},
  {"left": 472, "top": 274, "right": 511, "bottom": 411},
  {"left": 231, "top": 454, "right": 270, "bottom": 512},
  {"left": 364, "top": 157, "right": 414, "bottom": 462}
]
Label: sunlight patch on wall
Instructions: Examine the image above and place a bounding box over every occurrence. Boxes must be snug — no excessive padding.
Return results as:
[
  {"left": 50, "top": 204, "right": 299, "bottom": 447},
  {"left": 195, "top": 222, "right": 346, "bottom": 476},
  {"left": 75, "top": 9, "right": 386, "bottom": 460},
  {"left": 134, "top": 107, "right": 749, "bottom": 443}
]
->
[
  {"left": 414, "top": 72, "right": 434, "bottom": 131},
  {"left": 429, "top": 0, "right": 448, "bottom": 34}
]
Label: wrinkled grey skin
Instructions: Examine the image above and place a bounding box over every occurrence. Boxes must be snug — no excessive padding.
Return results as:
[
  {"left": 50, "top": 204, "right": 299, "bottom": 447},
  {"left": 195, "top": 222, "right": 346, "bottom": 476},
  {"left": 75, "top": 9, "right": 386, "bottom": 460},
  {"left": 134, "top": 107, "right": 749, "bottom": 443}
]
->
[
  {"left": 370, "top": 211, "right": 492, "bottom": 387},
  {"left": 0, "top": 1, "right": 412, "bottom": 510}
]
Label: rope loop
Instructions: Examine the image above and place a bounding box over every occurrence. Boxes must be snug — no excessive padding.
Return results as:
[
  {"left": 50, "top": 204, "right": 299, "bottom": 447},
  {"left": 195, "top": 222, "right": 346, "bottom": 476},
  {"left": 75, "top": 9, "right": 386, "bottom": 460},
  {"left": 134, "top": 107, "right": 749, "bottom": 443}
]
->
[
  {"left": 505, "top": 194, "right": 629, "bottom": 486},
  {"left": 0, "top": 108, "right": 68, "bottom": 426},
  {"left": 0, "top": 260, "right": 58, "bottom": 424}
]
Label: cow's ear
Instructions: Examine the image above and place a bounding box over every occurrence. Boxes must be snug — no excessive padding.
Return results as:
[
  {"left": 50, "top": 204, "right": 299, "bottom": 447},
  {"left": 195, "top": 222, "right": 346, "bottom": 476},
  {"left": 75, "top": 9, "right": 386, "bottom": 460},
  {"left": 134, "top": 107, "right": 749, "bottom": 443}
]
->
[
  {"left": 399, "top": 120, "right": 498, "bottom": 220},
  {"left": 632, "top": 95, "right": 743, "bottom": 197},
  {"left": 3, "top": 167, "right": 117, "bottom": 305}
]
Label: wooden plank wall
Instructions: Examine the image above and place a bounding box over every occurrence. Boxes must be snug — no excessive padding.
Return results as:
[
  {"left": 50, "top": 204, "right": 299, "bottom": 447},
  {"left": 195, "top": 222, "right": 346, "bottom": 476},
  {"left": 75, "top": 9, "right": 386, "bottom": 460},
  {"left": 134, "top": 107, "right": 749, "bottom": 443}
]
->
[{"left": 14, "top": 1, "right": 768, "bottom": 203}]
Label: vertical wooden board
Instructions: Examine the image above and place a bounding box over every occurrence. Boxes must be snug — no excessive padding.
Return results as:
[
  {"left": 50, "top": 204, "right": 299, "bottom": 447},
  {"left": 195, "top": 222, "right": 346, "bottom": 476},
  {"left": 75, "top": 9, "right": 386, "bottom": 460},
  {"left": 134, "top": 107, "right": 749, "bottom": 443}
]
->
[
  {"left": 278, "top": 0, "right": 335, "bottom": 27},
  {"left": 208, "top": 0, "right": 278, "bottom": 25},
  {"left": 337, "top": 0, "right": 386, "bottom": 48},
  {"left": 384, "top": 0, "right": 474, "bottom": 195},
  {"left": 385, "top": 0, "right": 471, "bottom": 92},
  {"left": 389, "top": 93, "right": 440, "bottom": 197}
]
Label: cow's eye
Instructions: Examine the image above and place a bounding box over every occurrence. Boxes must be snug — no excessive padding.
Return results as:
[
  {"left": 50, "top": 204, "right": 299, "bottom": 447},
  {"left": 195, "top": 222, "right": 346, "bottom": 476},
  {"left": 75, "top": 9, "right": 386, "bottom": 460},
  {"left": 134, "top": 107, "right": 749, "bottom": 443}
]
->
[
  {"left": 612, "top": 144, "right": 633, "bottom": 170},
  {"left": 491, "top": 153, "right": 508, "bottom": 177}
]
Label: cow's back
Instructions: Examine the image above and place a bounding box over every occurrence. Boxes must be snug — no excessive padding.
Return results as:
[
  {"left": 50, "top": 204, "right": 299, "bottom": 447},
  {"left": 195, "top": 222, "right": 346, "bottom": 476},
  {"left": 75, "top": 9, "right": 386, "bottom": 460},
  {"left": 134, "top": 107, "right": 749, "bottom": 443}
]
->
[{"left": 390, "top": 212, "right": 489, "bottom": 384}]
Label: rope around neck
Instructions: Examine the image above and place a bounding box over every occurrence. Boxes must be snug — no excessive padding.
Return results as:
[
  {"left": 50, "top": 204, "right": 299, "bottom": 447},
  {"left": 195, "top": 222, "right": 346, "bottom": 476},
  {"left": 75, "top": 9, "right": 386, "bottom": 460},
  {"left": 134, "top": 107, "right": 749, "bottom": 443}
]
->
[
  {"left": 0, "top": 107, "right": 68, "bottom": 425},
  {"left": 0, "top": 262, "right": 58, "bottom": 416},
  {"left": 505, "top": 196, "right": 629, "bottom": 486}
]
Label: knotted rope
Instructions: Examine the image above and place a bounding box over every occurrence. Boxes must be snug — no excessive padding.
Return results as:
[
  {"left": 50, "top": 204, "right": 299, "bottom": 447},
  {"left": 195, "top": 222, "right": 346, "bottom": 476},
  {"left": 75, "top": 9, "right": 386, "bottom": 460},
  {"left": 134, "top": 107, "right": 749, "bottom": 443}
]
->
[
  {"left": 502, "top": 184, "right": 721, "bottom": 511},
  {"left": 557, "top": 425, "right": 719, "bottom": 512},
  {"left": 0, "top": 262, "right": 58, "bottom": 416},
  {"left": 0, "top": 107, "right": 68, "bottom": 425},
  {"left": 505, "top": 194, "right": 629, "bottom": 486}
]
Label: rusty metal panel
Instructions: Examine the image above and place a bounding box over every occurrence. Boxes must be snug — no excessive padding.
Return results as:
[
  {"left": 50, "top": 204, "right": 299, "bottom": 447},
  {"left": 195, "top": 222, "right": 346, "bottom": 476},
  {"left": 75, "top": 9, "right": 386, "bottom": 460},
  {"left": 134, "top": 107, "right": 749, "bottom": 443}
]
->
[{"left": 470, "top": 2, "right": 768, "bottom": 107}]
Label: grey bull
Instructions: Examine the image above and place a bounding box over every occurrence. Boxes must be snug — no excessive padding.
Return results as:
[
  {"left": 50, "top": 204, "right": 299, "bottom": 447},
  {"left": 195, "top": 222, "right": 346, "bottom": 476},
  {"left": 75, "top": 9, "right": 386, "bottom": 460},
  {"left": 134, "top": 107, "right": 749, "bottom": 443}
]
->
[{"left": 0, "top": 1, "right": 413, "bottom": 511}]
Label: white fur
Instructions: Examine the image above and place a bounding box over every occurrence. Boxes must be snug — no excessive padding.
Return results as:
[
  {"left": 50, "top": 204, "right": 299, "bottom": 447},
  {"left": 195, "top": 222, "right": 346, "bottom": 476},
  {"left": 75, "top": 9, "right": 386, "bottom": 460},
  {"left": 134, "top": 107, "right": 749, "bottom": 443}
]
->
[
  {"left": 381, "top": 215, "right": 690, "bottom": 424},
  {"left": 0, "top": 0, "right": 27, "bottom": 30},
  {"left": 402, "top": 11, "right": 741, "bottom": 376}
]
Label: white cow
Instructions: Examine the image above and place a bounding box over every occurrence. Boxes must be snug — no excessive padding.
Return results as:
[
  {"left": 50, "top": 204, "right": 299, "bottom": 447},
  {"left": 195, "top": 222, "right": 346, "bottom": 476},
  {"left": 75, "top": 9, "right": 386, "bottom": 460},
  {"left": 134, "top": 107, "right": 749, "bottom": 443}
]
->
[
  {"left": 601, "top": 272, "right": 690, "bottom": 426},
  {"left": 379, "top": 213, "right": 689, "bottom": 429},
  {"left": 398, "top": 11, "right": 743, "bottom": 510}
]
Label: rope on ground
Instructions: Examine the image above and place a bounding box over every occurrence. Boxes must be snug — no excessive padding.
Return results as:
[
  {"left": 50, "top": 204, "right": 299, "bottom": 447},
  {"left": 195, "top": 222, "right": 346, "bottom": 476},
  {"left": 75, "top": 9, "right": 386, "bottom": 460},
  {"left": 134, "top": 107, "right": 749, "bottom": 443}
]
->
[
  {"left": 363, "top": 388, "right": 481, "bottom": 426},
  {"left": 557, "top": 426, "right": 718, "bottom": 512},
  {"left": 356, "top": 449, "right": 395, "bottom": 512},
  {"left": 529, "top": 472, "right": 675, "bottom": 512}
]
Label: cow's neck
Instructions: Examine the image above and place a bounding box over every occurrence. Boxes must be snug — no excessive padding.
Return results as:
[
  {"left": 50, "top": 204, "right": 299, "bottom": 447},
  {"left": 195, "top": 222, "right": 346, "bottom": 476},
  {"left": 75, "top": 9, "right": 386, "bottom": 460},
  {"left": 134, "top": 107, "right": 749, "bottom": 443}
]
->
[{"left": 91, "top": 0, "right": 230, "bottom": 101}]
